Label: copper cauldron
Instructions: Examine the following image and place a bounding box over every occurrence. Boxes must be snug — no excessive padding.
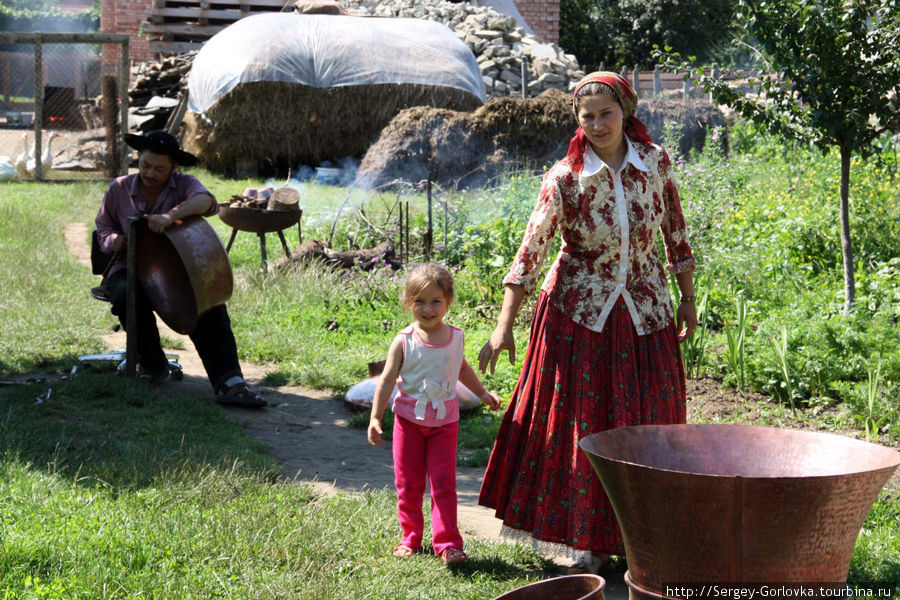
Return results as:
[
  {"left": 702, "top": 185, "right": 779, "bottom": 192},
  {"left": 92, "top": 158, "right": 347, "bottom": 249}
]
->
[
  {"left": 579, "top": 424, "right": 900, "bottom": 600},
  {"left": 133, "top": 215, "right": 233, "bottom": 334},
  {"left": 492, "top": 574, "right": 606, "bottom": 600},
  {"left": 217, "top": 204, "right": 301, "bottom": 234}
]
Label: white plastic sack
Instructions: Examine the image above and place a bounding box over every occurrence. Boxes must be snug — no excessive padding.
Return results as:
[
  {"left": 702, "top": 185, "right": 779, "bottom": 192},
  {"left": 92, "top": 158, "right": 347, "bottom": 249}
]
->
[
  {"left": 187, "top": 12, "right": 486, "bottom": 115},
  {"left": 345, "top": 377, "right": 483, "bottom": 412}
]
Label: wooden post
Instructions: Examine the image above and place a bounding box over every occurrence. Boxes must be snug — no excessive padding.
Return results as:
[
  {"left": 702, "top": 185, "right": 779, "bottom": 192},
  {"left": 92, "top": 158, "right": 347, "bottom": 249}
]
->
[
  {"left": 632, "top": 64, "right": 640, "bottom": 96},
  {"left": 683, "top": 76, "right": 691, "bottom": 101},
  {"left": 125, "top": 216, "right": 139, "bottom": 379},
  {"left": 424, "top": 176, "right": 433, "bottom": 261},
  {"left": 3, "top": 54, "right": 11, "bottom": 105},
  {"left": 119, "top": 38, "right": 130, "bottom": 175},
  {"left": 709, "top": 63, "right": 719, "bottom": 103},
  {"left": 397, "top": 199, "right": 404, "bottom": 265},
  {"left": 654, "top": 65, "right": 662, "bottom": 98},
  {"left": 103, "top": 74, "right": 120, "bottom": 177},
  {"left": 32, "top": 35, "right": 43, "bottom": 181},
  {"left": 520, "top": 57, "right": 527, "bottom": 99}
]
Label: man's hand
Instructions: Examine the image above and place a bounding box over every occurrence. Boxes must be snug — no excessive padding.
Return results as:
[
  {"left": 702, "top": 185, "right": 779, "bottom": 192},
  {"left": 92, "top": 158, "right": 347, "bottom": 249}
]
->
[
  {"left": 147, "top": 213, "right": 179, "bottom": 233},
  {"left": 109, "top": 234, "right": 126, "bottom": 253}
]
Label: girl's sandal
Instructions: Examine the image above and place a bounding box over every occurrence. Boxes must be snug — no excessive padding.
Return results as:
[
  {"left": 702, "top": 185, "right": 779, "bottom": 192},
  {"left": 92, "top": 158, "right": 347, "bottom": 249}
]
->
[
  {"left": 440, "top": 547, "right": 468, "bottom": 564},
  {"left": 392, "top": 543, "right": 417, "bottom": 558},
  {"left": 567, "top": 553, "right": 611, "bottom": 575}
]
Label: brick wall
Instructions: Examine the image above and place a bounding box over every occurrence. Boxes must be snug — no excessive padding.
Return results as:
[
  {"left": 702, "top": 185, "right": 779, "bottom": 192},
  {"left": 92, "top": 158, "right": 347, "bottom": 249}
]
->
[
  {"left": 513, "top": 0, "right": 560, "bottom": 43},
  {"left": 100, "top": 0, "right": 153, "bottom": 67}
]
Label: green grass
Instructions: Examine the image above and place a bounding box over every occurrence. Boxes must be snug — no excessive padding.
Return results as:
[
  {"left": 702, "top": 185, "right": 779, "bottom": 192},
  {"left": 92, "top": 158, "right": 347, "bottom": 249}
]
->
[
  {"left": 0, "top": 375, "right": 550, "bottom": 598},
  {"left": 0, "top": 128, "right": 898, "bottom": 595}
]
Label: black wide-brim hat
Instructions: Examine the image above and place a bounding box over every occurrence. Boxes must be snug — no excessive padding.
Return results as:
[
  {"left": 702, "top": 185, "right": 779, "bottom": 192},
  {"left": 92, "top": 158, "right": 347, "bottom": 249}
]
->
[{"left": 124, "top": 130, "right": 199, "bottom": 166}]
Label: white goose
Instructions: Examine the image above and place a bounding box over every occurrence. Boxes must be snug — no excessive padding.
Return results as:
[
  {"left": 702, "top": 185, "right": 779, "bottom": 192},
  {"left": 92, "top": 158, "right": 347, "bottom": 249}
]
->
[
  {"left": 0, "top": 134, "right": 26, "bottom": 182},
  {"left": 25, "top": 131, "right": 58, "bottom": 178},
  {"left": 15, "top": 133, "right": 30, "bottom": 179},
  {"left": 0, "top": 157, "right": 18, "bottom": 182}
]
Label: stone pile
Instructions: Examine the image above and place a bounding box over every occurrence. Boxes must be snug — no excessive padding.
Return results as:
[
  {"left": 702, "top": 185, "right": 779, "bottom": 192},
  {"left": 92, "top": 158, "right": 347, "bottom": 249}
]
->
[{"left": 338, "top": 0, "right": 584, "bottom": 98}]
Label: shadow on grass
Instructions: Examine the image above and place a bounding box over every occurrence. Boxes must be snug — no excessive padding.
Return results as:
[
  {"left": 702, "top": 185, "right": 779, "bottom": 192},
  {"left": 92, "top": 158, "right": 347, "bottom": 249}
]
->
[
  {"left": 0, "top": 370, "right": 278, "bottom": 490},
  {"left": 446, "top": 555, "right": 557, "bottom": 581}
]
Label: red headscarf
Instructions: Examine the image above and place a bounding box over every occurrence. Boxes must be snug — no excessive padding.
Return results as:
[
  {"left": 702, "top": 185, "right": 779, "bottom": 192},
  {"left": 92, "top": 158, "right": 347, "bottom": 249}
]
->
[{"left": 566, "top": 71, "right": 653, "bottom": 173}]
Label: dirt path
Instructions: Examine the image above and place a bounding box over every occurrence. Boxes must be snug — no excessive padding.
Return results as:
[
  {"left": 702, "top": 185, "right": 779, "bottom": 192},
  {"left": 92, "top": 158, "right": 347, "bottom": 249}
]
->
[{"left": 64, "top": 223, "right": 503, "bottom": 544}]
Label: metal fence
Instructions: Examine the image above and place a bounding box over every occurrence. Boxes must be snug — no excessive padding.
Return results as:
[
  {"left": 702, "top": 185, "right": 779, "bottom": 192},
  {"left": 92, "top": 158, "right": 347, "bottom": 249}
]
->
[{"left": 0, "top": 32, "right": 129, "bottom": 181}]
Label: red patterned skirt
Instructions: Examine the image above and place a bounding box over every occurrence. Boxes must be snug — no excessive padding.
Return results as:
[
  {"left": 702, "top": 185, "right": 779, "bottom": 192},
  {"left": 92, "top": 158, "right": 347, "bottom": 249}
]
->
[{"left": 478, "top": 292, "right": 687, "bottom": 555}]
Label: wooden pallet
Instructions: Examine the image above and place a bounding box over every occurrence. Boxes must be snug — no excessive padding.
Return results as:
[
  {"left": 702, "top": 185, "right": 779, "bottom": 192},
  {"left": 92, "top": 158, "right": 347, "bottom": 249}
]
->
[
  {"left": 143, "top": 0, "right": 289, "bottom": 55},
  {"left": 153, "top": 0, "right": 287, "bottom": 8}
]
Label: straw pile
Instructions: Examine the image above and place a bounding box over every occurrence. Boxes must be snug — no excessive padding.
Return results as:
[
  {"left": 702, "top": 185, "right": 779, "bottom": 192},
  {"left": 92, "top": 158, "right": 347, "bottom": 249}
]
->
[
  {"left": 182, "top": 81, "right": 481, "bottom": 174},
  {"left": 638, "top": 100, "right": 727, "bottom": 157},
  {"left": 358, "top": 91, "right": 726, "bottom": 188}
]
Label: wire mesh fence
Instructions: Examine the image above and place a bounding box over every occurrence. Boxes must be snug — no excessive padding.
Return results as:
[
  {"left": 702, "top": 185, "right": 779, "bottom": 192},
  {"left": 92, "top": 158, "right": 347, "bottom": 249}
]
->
[{"left": 0, "top": 32, "right": 129, "bottom": 181}]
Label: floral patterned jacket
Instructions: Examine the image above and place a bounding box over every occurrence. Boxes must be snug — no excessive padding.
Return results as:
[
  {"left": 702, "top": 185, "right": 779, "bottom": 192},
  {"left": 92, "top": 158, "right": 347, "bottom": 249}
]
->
[{"left": 504, "top": 137, "right": 695, "bottom": 335}]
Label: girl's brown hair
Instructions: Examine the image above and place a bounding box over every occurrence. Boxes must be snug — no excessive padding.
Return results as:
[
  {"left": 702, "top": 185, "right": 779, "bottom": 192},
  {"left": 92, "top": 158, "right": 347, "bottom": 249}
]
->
[{"left": 401, "top": 263, "right": 455, "bottom": 309}]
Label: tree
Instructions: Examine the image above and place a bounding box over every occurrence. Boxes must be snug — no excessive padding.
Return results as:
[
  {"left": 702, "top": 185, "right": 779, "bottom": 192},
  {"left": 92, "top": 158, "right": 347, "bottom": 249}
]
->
[
  {"left": 660, "top": 0, "right": 900, "bottom": 314},
  {"left": 560, "top": 0, "right": 739, "bottom": 69},
  {"left": 559, "top": 0, "right": 614, "bottom": 70}
]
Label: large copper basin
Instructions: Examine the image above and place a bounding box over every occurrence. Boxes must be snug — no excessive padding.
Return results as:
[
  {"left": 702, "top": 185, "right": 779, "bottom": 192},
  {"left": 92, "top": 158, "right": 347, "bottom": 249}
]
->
[
  {"left": 579, "top": 424, "right": 900, "bottom": 599},
  {"left": 134, "top": 216, "right": 233, "bottom": 334},
  {"left": 493, "top": 574, "right": 606, "bottom": 600}
]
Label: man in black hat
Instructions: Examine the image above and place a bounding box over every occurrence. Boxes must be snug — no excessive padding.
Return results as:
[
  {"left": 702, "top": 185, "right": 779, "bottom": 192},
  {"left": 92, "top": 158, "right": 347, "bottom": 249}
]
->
[{"left": 95, "top": 130, "right": 266, "bottom": 408}]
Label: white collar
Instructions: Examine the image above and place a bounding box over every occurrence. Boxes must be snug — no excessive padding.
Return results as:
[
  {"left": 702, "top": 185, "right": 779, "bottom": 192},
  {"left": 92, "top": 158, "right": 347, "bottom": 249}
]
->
[{"left": 581, "top": 136, "right": 649, "bottom": 177}]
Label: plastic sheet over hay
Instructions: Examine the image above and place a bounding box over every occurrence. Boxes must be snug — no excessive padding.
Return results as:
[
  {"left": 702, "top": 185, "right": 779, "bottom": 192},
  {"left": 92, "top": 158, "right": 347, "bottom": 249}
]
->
[
  {"left": 358, "top": 93, "right": 726, "bottom": 188},
  {"left": 184, "top": 12, "right": 485, "bottom": 173}
]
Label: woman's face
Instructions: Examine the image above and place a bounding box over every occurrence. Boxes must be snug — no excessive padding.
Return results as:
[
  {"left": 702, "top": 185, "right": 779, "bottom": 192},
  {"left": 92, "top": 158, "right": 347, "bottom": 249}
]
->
[{"left": 576, "top": 93, "right": 625, "bottom": 158}]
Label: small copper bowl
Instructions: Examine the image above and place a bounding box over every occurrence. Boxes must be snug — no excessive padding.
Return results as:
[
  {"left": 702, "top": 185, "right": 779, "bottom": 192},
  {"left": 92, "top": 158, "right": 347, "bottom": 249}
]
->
[{"left": 492, "top": 574, "right": 606, "bottom": 600}]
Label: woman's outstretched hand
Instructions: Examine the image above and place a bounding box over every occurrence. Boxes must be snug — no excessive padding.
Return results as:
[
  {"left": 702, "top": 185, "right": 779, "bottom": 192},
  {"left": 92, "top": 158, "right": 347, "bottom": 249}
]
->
[
  {"left": 676, "top": 301, "right": 698, "bottom": 343},
  {"left": 478, "top": 326, "right": 516, "bottom": 374}
]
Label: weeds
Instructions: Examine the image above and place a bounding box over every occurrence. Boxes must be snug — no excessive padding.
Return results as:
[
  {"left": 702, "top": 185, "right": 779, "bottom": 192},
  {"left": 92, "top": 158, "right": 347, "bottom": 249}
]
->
[
  {"left": 860, "top": 360, "right": 898, "bottom": 444},
  {"left": 722, "top": 292, "right": 749, "bottom": 399},
  {"left": 768, "top": 326, "right": 798, "bottom": 418},
  {"left": 677, "top": 274, "right": 712, "bottom": 379}
]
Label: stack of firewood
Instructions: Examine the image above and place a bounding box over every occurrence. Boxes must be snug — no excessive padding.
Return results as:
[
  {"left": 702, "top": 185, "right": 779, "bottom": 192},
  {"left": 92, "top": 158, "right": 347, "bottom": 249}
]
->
[
  {"left": 128, "top": 52, "right": 196, "bottom": 133},
  {"left": 225, "top": 187, "right": 301, "bottom": 211}
]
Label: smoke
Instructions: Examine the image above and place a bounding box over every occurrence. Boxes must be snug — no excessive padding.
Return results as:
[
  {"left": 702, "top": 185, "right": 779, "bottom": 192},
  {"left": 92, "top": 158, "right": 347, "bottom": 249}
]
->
[{"left": 263, "top": 156, "right": 361, "bottom": 230}]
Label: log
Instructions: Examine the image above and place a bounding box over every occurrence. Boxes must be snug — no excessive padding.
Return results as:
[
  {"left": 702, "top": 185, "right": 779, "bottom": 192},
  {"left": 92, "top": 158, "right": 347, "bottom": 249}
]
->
[
  {"left": 267, "top": 187, "right": 300, "bottom": 212},
  {"left": 323, "top": 241, "right": 398, "bottom": 270},
  {"left": 284, "top": 239, "right": 400, "bottom": 270}
]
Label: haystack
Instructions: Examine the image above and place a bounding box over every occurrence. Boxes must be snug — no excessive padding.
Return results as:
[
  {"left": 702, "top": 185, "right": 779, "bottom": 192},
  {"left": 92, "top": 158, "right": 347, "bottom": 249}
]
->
[
  {"left": 184, "top": 12, "right": 485, "bottom": 175},
  {"left": 358, "top": 89, "right": 576, "bottom": 188},
  {"left": 358, "top": 91, "right": 726, "bottom": 188}
]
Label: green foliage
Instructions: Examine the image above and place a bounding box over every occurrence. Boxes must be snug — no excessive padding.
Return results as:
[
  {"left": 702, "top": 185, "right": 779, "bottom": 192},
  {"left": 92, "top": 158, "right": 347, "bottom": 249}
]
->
[
  {"left": 560, "top": 0, "right": 740, "bottom": 69},
  {"left": 722, "top": 292, "right": 749, "bottom": 400},
  {"left": 657, "top": 0, "right": 900, "bottom": 312},
  {"left": 675, "top": 122, "right": 900, "bottom": 430},
  {"left": 0, "top": 0, "right": 99, "bottom": 32},
  {"left": 849, "top": 492, "right": 900, "bottom": 584},
  {"left": 660, "top": 0, "right": 900, "bottom": 155},
  {"left": 559, "top": 0, "right": 614, "bottom": 70}
]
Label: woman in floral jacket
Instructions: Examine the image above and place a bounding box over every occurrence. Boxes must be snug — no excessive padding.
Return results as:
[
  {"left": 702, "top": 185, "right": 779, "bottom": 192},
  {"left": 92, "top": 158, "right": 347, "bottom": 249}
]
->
[{"left": 477, "top": 71, "right": 697, "bottom": 572}]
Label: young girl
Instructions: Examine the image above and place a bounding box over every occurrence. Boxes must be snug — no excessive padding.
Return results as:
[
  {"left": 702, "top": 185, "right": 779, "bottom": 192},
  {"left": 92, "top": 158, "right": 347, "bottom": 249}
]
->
[{"left": 368, "top": 263, "right": 501, "bottom": 564}]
